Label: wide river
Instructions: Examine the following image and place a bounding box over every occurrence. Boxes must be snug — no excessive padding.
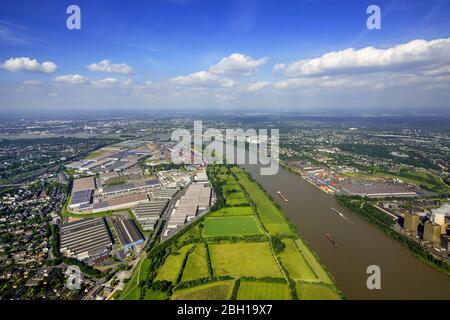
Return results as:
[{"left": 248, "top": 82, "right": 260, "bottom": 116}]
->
[{"left": 242, "top": 164, "right": 450, "bottom": 299}]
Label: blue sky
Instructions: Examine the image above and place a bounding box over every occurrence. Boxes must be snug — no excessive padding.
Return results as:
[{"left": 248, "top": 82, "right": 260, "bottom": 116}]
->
[{"left": 1, "top": 0, "right": 450, "bottom": 113}]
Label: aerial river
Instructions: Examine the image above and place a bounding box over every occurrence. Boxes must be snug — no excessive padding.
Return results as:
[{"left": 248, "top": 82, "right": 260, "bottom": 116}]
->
[{"left": 241, "top": 164, "right": 450, "bottom": 299}]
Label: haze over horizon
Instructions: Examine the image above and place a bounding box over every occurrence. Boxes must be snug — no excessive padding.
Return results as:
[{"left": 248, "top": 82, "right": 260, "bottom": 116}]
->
[{"left": 1, "top": 0, "right": 450, "bottom": 114}]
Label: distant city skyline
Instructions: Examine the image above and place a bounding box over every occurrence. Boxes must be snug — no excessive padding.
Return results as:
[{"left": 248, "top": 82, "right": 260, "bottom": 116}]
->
[{"left": 1, "top": 0, "right": 450, "bottom": 113}]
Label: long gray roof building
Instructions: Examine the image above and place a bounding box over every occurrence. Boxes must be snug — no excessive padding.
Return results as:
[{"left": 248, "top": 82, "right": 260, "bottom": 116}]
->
[{"left": 60, "top": 217, "right": 113, "bottom": 261}]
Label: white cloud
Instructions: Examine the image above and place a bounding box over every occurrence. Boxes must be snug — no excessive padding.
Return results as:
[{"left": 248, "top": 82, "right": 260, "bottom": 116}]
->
[
  {"left": 171, "top": 71, "right": 216, "bottom": 85},
  {"left": 87, "top": 59, "right": 132, "bottom": 74},
  {"left": 273, "top": 78, "right": 315, "bottom": 90},
  {"left": 421, "top": 65, "right": 450, "bottom": 76},
  {"left": 92, "top": 77, "right": 118, "bottom": 87},
  {"left": 92, "top": 78, "right": 134, "bottom": 88},
  {"left": 3, "top": 39, "right": 450, "bottom": 111},
  {"left": 171, "top": 70, "right": 234, "bottom": 87},
  {"left": 209, "top": 53, "right": 267, "bottom": 75},
  {"left": 274, "top": 38, "right": 450, "bottom": 77},
  {"left": 2, "top": 57, "right": 57, "bottom": 73},
  {"left": 169, "top": 52, "right": 266, "bottom": 88},
  {"left": 54, "top": 74, "right": 89, "bottom": 84},
  {"left": 244, "top": 81, "right": 270, "bottom": 92},
  {"left": 23, "top": 80, "right": 43, "bottom": 86}
]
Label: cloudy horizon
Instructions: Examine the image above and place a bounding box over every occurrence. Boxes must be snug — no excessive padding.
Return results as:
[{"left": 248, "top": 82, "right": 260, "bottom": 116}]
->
[{"left": 1, "top": 0, "right": 450, "bottom": 114}]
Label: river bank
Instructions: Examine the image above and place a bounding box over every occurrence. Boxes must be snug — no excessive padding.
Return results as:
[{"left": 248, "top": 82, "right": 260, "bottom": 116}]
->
[{"left": 242, "top": 164, "right": 450, "bottom": 299}]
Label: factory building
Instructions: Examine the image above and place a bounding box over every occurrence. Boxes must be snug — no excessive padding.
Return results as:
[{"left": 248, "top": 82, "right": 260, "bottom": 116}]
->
[
  {"left": 150, "top": 187, "right": 178, "bottom": 200},
  {"left": 423, "top": 221, "right": 442, "bottom": 245},
  {"left": 99, "top": 171, "right": 120, "bottom": 183},
  {"left": 198, "top": 186, "right": 212, "bottom": 213},
  {"left": 133, "top": 199, "right": 168, "bottom": 231},
  {"left": 60, "top": 218, "right": 113, "bottom": 261},
  {"left": 403, "top": 212, "right": 420, "bottom": 236},
  {"left": 112, "top": 218, "right": 144, "bottom": 250},
  {"left": 430, "top": 210, "right": 447, "bottom": 234},
  {"left": 92, "top": 193, "right": 149, "bottom": 213},
  {"left": 72, "top": 176, "right": 96, "bottom": 193},
  {"left": 167, "top": 183, "right": 211, "bottom": 229},
  {"left": 195, "top": 171, "right": 208, "bottom": 182},
  {"left": 340, "top": 180, "right": 417, "bottom": 198},
  {"left": 101, "top": 179, "right": 160, "bottom": 195},
  {"left": 442, "top": 235, "right": 450, "bottom": 253},
  {"left": 69, "top": 177, "right": 96, "bottom": 209},
  {"left": 81, "top": 158, "right": 114, "bottom": 172},
  {"left": 69, "top": 190, "right": 93, "bottom": 209}
]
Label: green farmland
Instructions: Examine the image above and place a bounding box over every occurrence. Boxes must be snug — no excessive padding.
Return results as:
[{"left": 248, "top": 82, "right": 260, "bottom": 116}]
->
[
  {"left": 181, "top": 243, "right": 211, "bottom": 282},
  {"left": 296, "top": 282, "right": 342, "bottom": 300},
  {"left": 120, "top": 164, "right": 342, "bottom": 300},
  {"left": 153, "top": 244, "right": 194, "bottom": 283},
  {"left": 278, "top": 239, "right": 317, "bottom": 281},
  {"left": 208, "top": 206, "right": 254, "bottom": 217},
  {"left": 225, "top": 191, "right": 249, "bottom": 206},
  {"left": 119, "top": 256, "right": 150, "bottom": 300},
  {"left": 237, "top": 281, "right": 291, "bottom": 300},
  {"left": 143, "top": 289, "right": 170, "bottom": 300},
  {"left": 202, "top": 216, "right": 263, "bottom": 237},
  {"left": 233, "top": 169, "right": 294, "bottom": 236},
  {"left": 172, "top": 280, "right": 235, "bottom": 300},
  {"left": 209, "top": 242, "right": 283, "bottom": 278}
]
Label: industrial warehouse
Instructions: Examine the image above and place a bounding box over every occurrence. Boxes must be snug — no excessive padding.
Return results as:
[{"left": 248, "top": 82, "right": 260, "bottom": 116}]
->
[
  {"left": 67, "top": 169, "right": 179, "bottom": 214},
  {"left": 92, "top": 193, "right": 149, "bottom": 212},
  {"left": 101, "top": 179, "right": 160, "bottom": 195},
  {"left": 59, "top": 218, "right": 113, "bottom": 262},
  {"left": 65, "top": 142, "right": 152, "bottom": 175},
  {"left": 340, "top": 179, "right": 418, "bottom": 198},
  {"left": 69, "top": 176, "right": 97, "bottom": 209},
  {"left": 69, "top": 189, "right": 93, "bottom": 209},
  {"left": 149, "top": 187, "right": 178, "bottom": 200},
  {"left": 133, "top": 200, "right": 169, "bottom": 231},
  {"left": 112, "top": 218, "right": 144, "bottom": 250},
  {"left": 165, "top": 182, "right": 212, "bottom": 237}
]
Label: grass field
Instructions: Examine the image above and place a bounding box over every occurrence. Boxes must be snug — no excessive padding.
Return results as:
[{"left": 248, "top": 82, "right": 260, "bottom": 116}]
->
[
  {"left": 209, "top": 242, "right": 283, "bottom": 278},
  {"left": 181, "top": 243, "right": 210, "bottom": 282},
  {"left": 121, "top": 287, "right": 142, "bottom": 300},
  {"left": 121, "top": 164, "right": 342, "bottom": 300},
  {"left": 217, "top": 174, "right": 229, "bottom": 182},
  {"left": 278, "top": 239, "right": 317, "bottom": 281},
  {"left": 175, "top": 223, "right": 203, "bottom": 245},
  {"left": 143, "top": 289, "right": 169, "bottom": 300},
  {"left": 233, "top": 169, "right": 294, "bottom": 236},
  {"left": 202, "top": 216, "right": 263, "bottom": 237},
  {"left": 223, "top": 184, "right": 241, "bottom": 193},
  {"left": 395, "top": 168, "right": 450, "bottom": 194},
  {"left": 230, "top": 167, "right": 241, "bottom": 173},
  {"left": 138, "top": 257, "right": 151, "bottom": 282},
  {"left": 225, "top": 191, "right": 249, "bottom": 206},
  {"left": 119, "top": 255, "right": 150, "bottom": 300},
  {"left": 295, "top": 239, "right": 333, "bottom": 284},
  {"left": 296, "top": 282, "right": 341, "bottom": 300},
  {"left": 237, "top": 281, "right": 291, "bottom": 300},
  {"left": 172, "top": 280, "right": 235, "bottom": 300},
  {"left": 208, "top": 206, "right": 254, "bottom": 217},
  {"left": 153, "top": 244, "right": 194, "bottom": 283},
  {"left": 219, "top": 166, "right": 229, "bottom": 174}
]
